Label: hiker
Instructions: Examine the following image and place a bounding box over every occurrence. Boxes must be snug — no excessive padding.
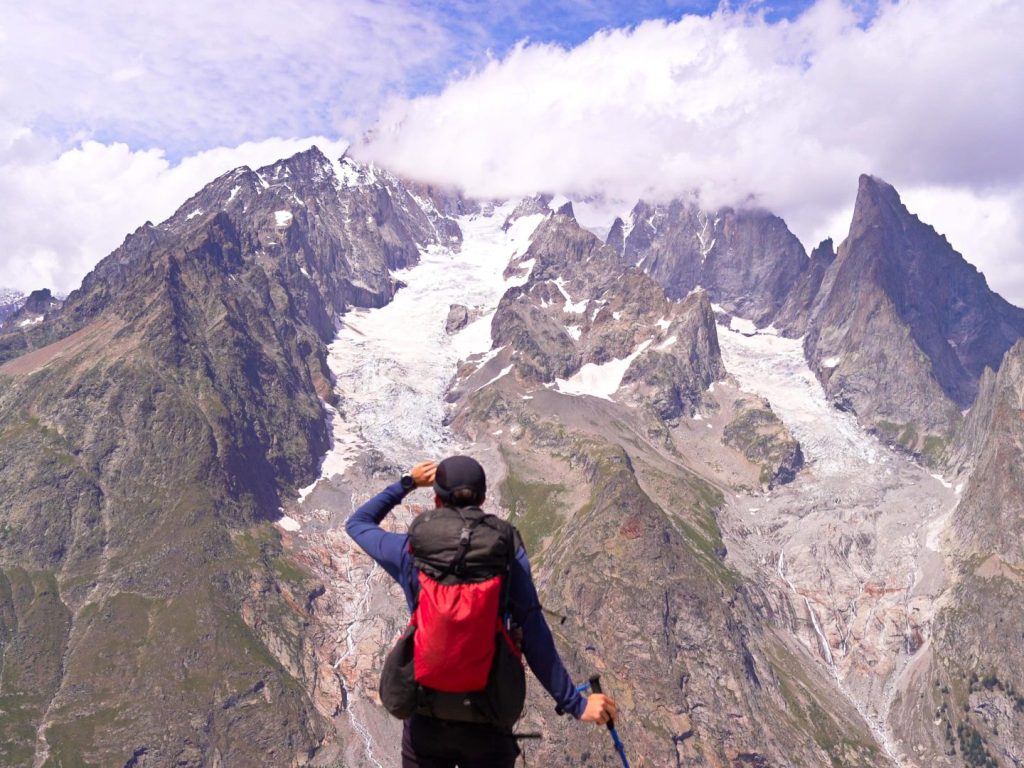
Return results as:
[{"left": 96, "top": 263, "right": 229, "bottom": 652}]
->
[{"left": 346, "top": 455, "right": 618, "bottom": 767}]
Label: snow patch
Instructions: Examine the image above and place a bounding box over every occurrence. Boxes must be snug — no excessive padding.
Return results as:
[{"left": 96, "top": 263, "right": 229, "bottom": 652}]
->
[
  {"left": 506, "top": 215, "right": 545, "bottom": 259},
  {"left": 822, "top": 355, "right": 842, "bottom": 369},
  {"left": 565, "top": 325, "right": 582, "bottom": 341},
  {"left": 276, "top": 515, "right": 301, "bottom": 532},
  {"left": 553, "top": 277, "right": 588, "bottom": 314},
  {"left": 475, "top": 364, "right": 514, "bottom": 392},
  {"left": 18, "top": 315, "right": 43, "bottom": 327},
  {"left": 274, "top": 210, "right": 293, "bottom": 227},
  {"left": 297, "top": 479, "right": 318, "bottom": 503},
  {"left": 930, "top": 473, "right": 953, "bottom": 489},
  {"left": 656, "top": 335, "right": 677, "bottom": 350},
  {"left": 186, "top": 209, "right": 202, "bottom": 220},
  {"left": 656, "top": 317, "right": 671, "bottom": 331},
  {"left": 554, "top": 340, "right": 653, "bottom": 400},
  {"left": 228, "top": 185, "right": 242, "bottom": 202},
  {"left": 729, "top": 315, "right": 758, "bottom": 335}
]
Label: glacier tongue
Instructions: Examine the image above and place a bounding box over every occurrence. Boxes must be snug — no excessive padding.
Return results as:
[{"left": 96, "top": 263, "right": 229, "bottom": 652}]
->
[
  {"left": 716, "top": 320, "right": 958, "bottom": 766},
  {"left": 320, "top": 204, "right": 541, "bottom": 477}
]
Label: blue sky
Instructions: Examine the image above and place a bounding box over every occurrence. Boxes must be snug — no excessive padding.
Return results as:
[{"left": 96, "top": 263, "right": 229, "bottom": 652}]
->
[{"left": 1, "top": 0, "right": 1022, "bottom": 304}]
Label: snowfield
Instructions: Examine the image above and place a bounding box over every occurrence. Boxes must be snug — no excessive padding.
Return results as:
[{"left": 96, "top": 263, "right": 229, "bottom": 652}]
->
[{"left": 554, "top": 339, "right": 653, "bottom": 400}]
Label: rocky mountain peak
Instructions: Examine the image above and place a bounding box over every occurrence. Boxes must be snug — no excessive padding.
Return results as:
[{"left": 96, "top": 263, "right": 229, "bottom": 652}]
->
[
  {"left": 554, "top": 200, "right": 575, "bottom": 218},
  {"left": 810, "top": 237, "right": 836, "bottom": 265},
  {"left": 804, "top": 174, "right": 1024, "bottom": 451},
  {"left": 624, "top": 198, "right": 808, "bottom": 328},
  {"left": 501, "top": 194, "right": 553, "bottom": 231},
  {"left": 20, "top": 288, "right": 59, "bottom": 315},
  {"left": 488, "top": 213, "right": 724, "bottom": 420},
  {"left": 851, "top": 173, "right": 904, "bottom": 224},
  {"left": 605, "top": 215, "right": 626, "bottom": 255}
]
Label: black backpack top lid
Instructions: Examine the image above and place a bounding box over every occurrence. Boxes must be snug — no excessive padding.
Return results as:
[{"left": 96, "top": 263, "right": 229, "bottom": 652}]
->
[{"left": 408, "top": 506, "right": 518, "bottom": 584}]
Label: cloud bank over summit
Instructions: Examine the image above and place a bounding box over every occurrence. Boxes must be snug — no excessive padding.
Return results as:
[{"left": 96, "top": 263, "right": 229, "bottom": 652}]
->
[
  {"left": 364, "top": 0, "right": 1024, "bottom": 303},
  {"left": 1, "top": 0, "right": 1022, "bottom": 305}
]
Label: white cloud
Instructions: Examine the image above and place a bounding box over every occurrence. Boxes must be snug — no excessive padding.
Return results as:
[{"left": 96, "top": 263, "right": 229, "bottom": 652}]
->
[
  {"left": 363, "top": 0, "right": 1024, "bottom": 305},
  {"left": 0, "top": 0, "right": 451, "bottom": 153},
  {"left": 0, "top": 134, "right": 347, "bottom": 295}
]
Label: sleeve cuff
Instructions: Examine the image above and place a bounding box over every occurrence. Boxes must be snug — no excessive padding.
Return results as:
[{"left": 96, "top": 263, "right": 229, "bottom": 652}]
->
[{"left": 569, "top": 693, "right": 587, "bottom": 719}]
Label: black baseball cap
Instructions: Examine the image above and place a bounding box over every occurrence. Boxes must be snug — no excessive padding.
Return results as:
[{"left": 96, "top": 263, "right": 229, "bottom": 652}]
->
[{"left": 433, "top": 455, "right": 487, "bottom": 506}]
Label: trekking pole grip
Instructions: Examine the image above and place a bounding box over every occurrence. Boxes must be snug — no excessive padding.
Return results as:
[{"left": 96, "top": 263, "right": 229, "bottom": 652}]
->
[{"left": 589, "top": 675, "right": 615, "bottom": 730}]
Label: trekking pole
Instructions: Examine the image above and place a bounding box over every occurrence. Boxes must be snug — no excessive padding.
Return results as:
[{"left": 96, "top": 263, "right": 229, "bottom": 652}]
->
[{"left": 586, "top": 675, "right": 631, "bottom": 768}]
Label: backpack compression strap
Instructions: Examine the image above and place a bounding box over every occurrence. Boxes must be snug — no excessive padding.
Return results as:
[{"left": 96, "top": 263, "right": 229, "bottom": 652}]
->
[{"left": 437, "top": 507, "right": 496, "bottom": 578}]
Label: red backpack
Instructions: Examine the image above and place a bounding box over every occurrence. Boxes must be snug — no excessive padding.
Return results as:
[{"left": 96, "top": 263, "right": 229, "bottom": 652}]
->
[{"left": 379, "top": 506, "right": 526, "bottom": 728}]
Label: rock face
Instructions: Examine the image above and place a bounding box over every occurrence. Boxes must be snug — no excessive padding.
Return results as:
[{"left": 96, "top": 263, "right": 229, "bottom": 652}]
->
[
  {"left": 0, "top": 146, "right": 456, "bottom": 766},
  {"left": 621, "top": 200, "right": 809, "bottom": 327},
  {"left": 773, "top": 238, "right": 836, "bottom": 337},
  {"left": 444, "top": 303, "right": 469, "bottom": 334},
  {"left": 889, "top": 340, "right": 1024, "bottom": 767},
  {"left": 951, "top": 339, "right": 1024, "bottom": 564},
  {"left": 18, "top": 288, "right": 61, "bottom": 316},
  {"left": 491, "top": 212, "right": 725, "bottom": 420},
  {"left": 802, "top": 176, "right": 1024, "bottom": 451},
  {"left": 722, "top": 393, "right": 805, "bottom": 488}
]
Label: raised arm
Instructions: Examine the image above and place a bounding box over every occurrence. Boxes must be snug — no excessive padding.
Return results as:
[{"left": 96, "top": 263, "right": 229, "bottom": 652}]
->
[
  {"left": 345, "top": 481, "right": 409, "bottom": 582},
  {"left": 345, "top": 461, "right": 437, "bottom": 588}
]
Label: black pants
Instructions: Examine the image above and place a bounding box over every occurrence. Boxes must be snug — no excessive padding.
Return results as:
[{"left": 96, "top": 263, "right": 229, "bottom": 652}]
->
[{"left": 401, "top": 715, "right": 520, "bottom": 768}]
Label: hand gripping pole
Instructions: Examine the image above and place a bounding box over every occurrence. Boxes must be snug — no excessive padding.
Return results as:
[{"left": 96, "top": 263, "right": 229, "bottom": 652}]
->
[{"left": 586, "top": 675, "right": 630, "bottom": 768}]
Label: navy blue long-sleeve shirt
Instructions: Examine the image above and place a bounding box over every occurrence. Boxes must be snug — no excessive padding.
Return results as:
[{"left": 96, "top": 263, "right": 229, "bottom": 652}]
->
[{"left": 346, "top": 481, "right": 586, "bottom": 719}]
